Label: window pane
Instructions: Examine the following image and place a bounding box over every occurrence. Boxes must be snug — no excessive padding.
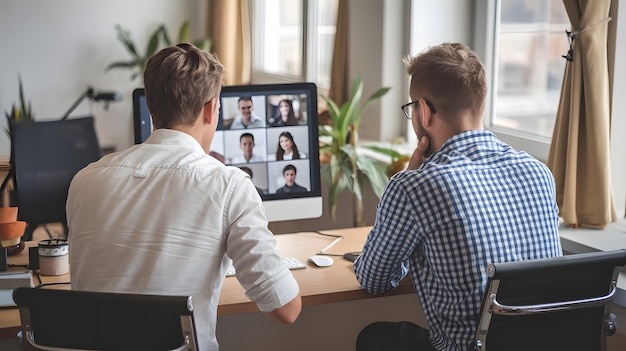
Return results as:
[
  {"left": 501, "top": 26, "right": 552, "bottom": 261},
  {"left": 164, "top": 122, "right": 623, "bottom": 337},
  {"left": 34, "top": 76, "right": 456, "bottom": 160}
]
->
[
  {"left": 492, "top": 0, "right": 569, "bottom": 139},
  {"left": 254, "top": 0, "right": 303, "bottom": 78},
  {"left": 309, "top": 0, "right": 338, "bottom": 88}
]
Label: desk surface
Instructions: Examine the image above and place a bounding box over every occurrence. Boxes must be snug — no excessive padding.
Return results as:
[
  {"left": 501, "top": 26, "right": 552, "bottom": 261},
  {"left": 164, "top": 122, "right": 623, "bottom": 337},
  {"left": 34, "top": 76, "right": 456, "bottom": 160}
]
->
[{"left": 0, "top": 226, "right": 414, "bottom": 335}]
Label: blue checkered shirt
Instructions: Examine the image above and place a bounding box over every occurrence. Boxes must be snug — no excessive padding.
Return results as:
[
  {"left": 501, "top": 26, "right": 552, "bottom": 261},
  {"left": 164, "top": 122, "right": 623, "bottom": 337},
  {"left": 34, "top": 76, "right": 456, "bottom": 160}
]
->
[{"left": 354, "top": 130, "right": 562, "bottom": 351}]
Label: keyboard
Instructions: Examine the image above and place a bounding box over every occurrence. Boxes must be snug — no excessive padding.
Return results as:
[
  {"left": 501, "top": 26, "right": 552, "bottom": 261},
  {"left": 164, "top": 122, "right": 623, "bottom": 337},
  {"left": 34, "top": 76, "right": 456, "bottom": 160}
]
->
[{"left": 226, "top": 256, "right": 307, "bottom": 277}]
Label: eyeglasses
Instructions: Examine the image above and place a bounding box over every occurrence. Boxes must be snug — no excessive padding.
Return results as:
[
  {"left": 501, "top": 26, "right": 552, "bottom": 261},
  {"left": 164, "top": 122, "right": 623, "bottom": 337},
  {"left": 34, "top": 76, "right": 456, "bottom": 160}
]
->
[{"left": 400, "top": 98, "right": 437, "bottom": 120}]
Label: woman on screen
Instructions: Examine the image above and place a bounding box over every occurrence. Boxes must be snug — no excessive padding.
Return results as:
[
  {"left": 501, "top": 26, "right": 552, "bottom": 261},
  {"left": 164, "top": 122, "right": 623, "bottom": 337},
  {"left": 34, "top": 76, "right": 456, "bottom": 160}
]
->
[
  {"left": 275, "top": 131, "right": 302, "bottom": 161},
  {"left": 271, "top": 99, "right": 298, "bottom": 127}
]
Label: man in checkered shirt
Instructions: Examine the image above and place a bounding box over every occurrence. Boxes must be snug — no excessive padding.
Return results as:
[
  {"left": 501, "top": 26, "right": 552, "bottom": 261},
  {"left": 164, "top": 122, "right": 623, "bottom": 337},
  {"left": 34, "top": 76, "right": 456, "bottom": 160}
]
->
[{"left": 354, "top": 42, "right": 562, "bottom": 351}]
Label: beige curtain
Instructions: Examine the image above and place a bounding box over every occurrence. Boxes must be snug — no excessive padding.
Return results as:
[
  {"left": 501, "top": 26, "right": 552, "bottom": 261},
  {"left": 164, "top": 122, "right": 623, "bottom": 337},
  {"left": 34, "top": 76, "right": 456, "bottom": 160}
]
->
[
  {"left": 206, "top": 0, "right": 251, "bottom": 85},
  {"left": 547, "top": 0, "right": 616, "bottom": 227},
  {"left": 327, "top": 0, "right": 349, "bottom": 107}
]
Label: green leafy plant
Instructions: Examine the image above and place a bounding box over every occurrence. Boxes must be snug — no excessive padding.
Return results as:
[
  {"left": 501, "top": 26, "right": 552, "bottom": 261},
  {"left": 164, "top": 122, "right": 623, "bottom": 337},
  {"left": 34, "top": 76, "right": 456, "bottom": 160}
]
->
[
  {"left": 106, "top": 22, "right": 212, "bottom": 81},
  {"left": 4, "top": 75, "right": 35, "bottom": 137},
  {"left": 319, "top": 75, "right": 408, "bottom": 226}
]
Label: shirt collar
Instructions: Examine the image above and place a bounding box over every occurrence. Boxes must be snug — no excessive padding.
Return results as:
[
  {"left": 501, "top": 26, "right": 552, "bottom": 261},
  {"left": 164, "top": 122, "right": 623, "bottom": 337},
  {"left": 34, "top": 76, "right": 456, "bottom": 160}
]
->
[
  {"left": 438, "top": 130, "right": 498, "bottom": 154},
  {"left": 144, "top": 129, "right": 206, "bottom": 154}
]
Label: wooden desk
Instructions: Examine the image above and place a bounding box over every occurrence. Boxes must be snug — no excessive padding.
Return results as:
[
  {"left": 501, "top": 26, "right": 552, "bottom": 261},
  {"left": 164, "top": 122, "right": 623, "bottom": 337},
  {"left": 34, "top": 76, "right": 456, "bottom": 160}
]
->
[
  {"left": 0, "top": 227, "right": 414, "bottom": 339},
  {"left": 218, "top": 226, "right": 413, "bottom": 315}
]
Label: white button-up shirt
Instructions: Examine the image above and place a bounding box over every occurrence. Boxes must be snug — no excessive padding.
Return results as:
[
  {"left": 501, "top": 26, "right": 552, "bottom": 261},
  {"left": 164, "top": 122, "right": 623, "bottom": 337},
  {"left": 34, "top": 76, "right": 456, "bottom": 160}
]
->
[{"left": 67, "top": 129, "right": 299, "bottom": 350}]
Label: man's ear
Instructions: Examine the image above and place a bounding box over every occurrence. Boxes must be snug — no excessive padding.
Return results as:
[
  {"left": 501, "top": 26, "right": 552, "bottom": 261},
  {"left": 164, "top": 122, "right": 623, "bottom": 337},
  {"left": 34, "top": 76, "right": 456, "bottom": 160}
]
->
[
  {"left": 203, "top": 98, "right": 218, "bottom": 125},
  {"left": 418, "top": 98, "right": 434, "bottom": 127}
]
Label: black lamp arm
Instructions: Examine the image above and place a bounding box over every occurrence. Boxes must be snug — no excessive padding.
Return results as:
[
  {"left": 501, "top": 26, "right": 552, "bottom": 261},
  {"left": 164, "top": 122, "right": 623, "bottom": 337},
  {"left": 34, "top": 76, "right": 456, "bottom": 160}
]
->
[{"left": 60, "top": 87, "right": 121, "bottom": 120}]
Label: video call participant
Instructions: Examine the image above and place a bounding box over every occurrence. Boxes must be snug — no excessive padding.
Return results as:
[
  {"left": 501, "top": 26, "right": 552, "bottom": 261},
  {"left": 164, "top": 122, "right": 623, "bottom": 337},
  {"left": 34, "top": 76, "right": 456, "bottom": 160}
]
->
[
  {"left": 276, "top": 131, "right": 302, "bottom": 160},
  {"left": 239, "top": 166, "right": 265, "bottom": 195},
  {"left": 270, "top": 99, "right": 299, "bottom": 127},
  {"left": 231, "top": 132, "right": 266, "bottom": 164},
  {"left": 354, "top": 42, "right": 562, "bottom": 351},
  {"left": 66, "top": 43, "right": 301, "bottom": 351},
  {"left": 230, "top": 97, "right": 266, "bottom": 129},
  {"left": 276, "top": 164, "right": 307, "bottom": 194}
]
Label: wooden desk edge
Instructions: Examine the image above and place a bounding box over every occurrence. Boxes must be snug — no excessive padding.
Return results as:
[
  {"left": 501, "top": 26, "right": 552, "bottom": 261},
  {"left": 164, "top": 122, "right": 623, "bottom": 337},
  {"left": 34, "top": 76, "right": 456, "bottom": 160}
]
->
[{"left": 218, "top": 277, "right": 415, "bottom": 315}]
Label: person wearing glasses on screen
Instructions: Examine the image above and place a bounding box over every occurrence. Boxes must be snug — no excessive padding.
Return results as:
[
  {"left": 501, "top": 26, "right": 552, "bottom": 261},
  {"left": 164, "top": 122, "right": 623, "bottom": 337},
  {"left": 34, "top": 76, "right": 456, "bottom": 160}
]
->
[
  {"left": 230, "top": 97, "right": 266, "bottom": 129},
  {"left": 353, "top": 42, "right": 562, "bottom": 351}
]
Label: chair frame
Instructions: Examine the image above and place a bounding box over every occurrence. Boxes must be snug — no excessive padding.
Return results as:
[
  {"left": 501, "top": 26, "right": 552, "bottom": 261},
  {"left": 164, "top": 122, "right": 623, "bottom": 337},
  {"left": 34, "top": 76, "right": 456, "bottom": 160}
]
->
[
  {"left": 13, "top": 287, "right": 198, "bottom": 351},
  {"left": 475, "top": 249, "right": 626, "bottom": 351}
]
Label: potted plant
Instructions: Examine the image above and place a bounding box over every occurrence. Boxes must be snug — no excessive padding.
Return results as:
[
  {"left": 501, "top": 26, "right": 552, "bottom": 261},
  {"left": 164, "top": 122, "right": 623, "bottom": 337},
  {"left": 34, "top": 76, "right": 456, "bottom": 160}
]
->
[
  {"left": 4, "top": 75, "right": 35, "bottom": 137},
  {"left": 319, "top": 75, "right": 409, "bottom": 227},
  {"left": 106, "top": 22, "right": 212, "bottom": 81}
]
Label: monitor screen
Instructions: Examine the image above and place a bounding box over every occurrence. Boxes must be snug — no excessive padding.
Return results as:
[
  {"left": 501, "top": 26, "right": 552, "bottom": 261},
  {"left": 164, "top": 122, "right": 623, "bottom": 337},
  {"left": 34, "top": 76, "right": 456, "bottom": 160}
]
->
[
  {"left": 132, "top": 83, "right": 323, "bottom": 222},
  {"left": 132, "top": 88, "right": 152, "bottom": 144}
]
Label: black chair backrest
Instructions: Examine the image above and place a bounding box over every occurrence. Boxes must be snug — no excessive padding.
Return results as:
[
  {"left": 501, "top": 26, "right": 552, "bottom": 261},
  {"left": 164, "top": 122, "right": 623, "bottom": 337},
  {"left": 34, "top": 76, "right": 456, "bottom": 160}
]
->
[
  {"left": 10, "top": 116, "right": 102, "bottom": 239},
  {"left": 475, "top": 249, "right": 626, "bottom": 351},
  {"left": 13, "top": 287, "right": 198, "bottom": 351}
]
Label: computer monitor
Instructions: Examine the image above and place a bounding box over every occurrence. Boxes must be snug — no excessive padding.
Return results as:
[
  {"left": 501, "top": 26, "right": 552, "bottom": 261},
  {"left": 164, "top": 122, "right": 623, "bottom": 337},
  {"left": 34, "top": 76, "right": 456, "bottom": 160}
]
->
[
  {"left": 132, "top": 88, "right": 152, "bottom": 144},
  {"left": 132, "top": 83, "right": 323, "bottom": 222}
]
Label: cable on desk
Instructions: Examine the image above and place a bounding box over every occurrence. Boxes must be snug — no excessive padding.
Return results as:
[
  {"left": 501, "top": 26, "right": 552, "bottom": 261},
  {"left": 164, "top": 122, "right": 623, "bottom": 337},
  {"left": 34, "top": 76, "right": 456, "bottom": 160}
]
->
[
  {"left": 313, "top": 231, "right": 344, "bottom": 256},
  {"left": 35, "top": 272, "right": 42, "bottom": 286}
]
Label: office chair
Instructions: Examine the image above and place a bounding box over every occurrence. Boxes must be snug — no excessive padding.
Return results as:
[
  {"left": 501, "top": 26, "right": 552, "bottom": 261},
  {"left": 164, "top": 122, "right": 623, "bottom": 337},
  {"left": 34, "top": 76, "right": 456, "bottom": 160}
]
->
[
  {"left": 12, "top": 287, "right": 198, "bottom": 351},
  {"left": 475, "top": 249, "right": 626, "bottom": 351},
  {"left": 8, "top": 116, "right": 103, "bottom": 241}
]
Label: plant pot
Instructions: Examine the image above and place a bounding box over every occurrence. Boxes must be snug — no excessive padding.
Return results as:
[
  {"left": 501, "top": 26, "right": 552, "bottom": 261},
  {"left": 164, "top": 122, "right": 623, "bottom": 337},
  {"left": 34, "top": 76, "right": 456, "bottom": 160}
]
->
[
  {"left": 0, "top": 206, "right": 18, "bottom": 223},
  {"left": 0, "top": 220, "right": 26, "bottom": 247}
]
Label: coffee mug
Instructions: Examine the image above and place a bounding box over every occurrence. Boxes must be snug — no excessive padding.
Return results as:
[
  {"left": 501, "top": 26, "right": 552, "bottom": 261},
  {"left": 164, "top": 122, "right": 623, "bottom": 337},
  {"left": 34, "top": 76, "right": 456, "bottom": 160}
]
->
[{"left": 38, "top": 239, "right": 69, "bottom": 276}]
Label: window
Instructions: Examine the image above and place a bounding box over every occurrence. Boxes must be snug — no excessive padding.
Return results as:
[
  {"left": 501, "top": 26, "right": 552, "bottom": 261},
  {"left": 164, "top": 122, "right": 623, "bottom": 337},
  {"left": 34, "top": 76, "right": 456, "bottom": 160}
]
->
[
  {"left": 478, "top": 0, "right": 569, "bottom": 160},
  {"left": 251, "top": 0, "right": 339, "bottom": 89}
]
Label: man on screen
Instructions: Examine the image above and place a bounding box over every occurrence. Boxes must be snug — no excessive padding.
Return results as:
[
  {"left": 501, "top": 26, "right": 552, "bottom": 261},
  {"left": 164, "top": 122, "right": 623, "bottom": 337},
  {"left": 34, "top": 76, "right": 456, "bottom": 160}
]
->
[
  {"left": 276, "top": 164, "right": 307, "bottom": 194},
  {"left": 230, "top": 97, "right": 265, "bottom": 129},
  {"left": 231, "top": 132, "right": 266, "bottom": 164}
]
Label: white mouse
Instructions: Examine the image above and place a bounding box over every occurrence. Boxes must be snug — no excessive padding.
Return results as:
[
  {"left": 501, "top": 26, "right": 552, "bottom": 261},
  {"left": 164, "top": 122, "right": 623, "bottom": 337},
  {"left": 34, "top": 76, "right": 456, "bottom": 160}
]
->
[{"left": 308, "top": 255, "right": 334, "bottom": 267}]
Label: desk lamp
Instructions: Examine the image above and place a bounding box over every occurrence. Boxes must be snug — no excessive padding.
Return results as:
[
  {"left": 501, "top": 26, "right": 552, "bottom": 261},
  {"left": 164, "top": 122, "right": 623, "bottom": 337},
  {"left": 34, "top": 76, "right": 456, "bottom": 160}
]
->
[{"left": 60, "top": 87, "right": 122, "bottom": 120}]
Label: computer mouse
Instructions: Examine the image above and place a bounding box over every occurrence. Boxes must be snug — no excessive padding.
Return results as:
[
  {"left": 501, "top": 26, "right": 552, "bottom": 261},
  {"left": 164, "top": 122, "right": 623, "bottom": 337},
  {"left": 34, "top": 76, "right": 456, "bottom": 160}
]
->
[{"left": 308, "top": 255, "right": 334, "bottom": 267}]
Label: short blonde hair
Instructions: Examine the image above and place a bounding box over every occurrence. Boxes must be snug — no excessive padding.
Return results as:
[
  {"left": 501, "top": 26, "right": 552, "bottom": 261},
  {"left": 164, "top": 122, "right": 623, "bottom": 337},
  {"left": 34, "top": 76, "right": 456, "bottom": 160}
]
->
[
  {"left": 403, "top": 42, "right": 486, "bottom": 119},
  {"left": 144, "top": 43, "right": 224, "bottom": 129}
]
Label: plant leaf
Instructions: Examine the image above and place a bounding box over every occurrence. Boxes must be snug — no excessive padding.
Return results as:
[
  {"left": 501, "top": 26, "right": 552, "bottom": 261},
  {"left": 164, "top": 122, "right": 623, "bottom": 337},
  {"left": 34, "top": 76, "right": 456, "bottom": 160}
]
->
[
  {"left": 146, "top": 25, "right": 164, "bottom": 58},
  {"left": 362, "top": 145, "right": 405, "bottom": 159},
  {"left": 105, "top": 61, "right": 141, "bottom": 71},
  {"left": 178, "top": 21, "right": 191, "bottom": 43},
  {"left": 114, "top": 24, "right": 140, "bottom": 59},
  {"left": 357, "top": 156, "right": 390, "bottom": 198}
]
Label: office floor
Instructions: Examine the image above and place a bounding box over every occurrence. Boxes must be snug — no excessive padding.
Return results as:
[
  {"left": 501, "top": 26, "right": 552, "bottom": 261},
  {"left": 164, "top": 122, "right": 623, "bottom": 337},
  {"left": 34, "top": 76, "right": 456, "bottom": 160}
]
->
[{"left": 0, "top": 339, "right": 20, "bottom": 351}]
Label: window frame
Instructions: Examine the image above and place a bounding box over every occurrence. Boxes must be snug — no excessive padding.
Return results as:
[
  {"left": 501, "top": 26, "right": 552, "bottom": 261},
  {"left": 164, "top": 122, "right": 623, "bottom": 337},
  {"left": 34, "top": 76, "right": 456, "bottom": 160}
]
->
[
  {"left": 249, "top": 0, "right": 337, "bottom": 93},
  {"left": 475, "top": 0, "right": 553, "bottom": 162}
]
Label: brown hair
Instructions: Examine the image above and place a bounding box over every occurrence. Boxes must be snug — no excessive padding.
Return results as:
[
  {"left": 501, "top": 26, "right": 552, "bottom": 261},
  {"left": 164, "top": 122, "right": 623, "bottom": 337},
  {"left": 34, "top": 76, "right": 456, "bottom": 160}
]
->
[
  {"left": 144, "top": 43, "right": 224, "bottom": 129},
  {"left": 403, "top": 42, "right": 486, "bottom": 120}
]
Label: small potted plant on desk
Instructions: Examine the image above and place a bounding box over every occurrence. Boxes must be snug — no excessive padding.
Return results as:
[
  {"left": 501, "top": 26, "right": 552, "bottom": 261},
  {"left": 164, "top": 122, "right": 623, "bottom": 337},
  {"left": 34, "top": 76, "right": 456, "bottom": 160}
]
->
[{"left": 2, "top": 75, "right": 35, "bottom": 208}]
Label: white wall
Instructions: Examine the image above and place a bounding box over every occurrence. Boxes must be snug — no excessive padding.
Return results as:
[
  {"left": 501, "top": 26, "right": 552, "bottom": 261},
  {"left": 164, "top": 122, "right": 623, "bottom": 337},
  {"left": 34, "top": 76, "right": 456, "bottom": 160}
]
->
[
  {"left": 407, "top": 0, "right": 473, "bottom": 147},
  {"left": 0, "top": 0, "right": 206, "bottom": 156}
]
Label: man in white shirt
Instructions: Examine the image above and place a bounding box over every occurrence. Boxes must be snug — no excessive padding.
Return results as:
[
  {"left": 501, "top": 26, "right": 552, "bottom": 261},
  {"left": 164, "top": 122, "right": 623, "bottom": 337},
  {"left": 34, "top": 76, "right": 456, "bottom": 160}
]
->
[
  {"left": 66, "top": 43, "right": 301, "bottom": 351},
  {"left": 229, "top": 97, "right": 265, "bottom": 129}
]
